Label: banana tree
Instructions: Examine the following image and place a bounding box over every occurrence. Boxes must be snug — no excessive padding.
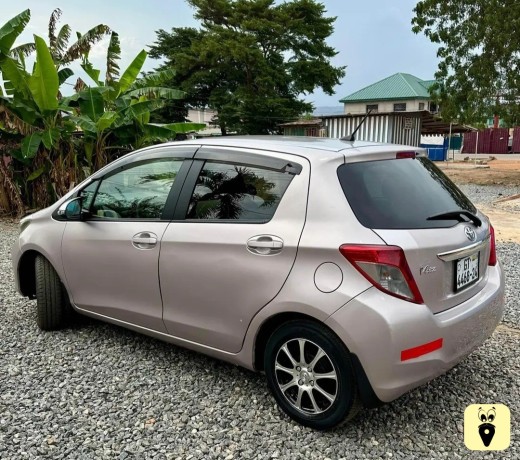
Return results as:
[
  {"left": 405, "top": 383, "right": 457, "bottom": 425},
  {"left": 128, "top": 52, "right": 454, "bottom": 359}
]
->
[
  {"left": 68, "top": 32, "right": 204, "bottom": 171},
  {"left": 0, "top": 32, "right": 79, "bottom": 210}
]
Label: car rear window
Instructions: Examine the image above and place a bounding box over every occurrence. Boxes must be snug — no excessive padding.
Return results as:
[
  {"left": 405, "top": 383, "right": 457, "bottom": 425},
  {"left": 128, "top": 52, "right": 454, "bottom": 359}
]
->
[{"left": 337, "top": 157, "right": 477, "bottom": 229}]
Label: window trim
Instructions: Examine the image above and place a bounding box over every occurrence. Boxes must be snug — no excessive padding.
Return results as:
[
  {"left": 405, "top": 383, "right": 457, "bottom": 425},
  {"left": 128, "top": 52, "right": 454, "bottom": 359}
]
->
[
  {"left": 195, "top": 147, "right": 302, "bottom": 175},
  {"left": 54, "top": 158, "right": 194, "bottom": 222}
]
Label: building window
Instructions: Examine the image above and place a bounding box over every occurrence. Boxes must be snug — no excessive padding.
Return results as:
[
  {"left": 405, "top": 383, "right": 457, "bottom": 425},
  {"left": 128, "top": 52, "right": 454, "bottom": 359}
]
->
[
  {"left": 366, "top": 104, "right": 378, "bottom": 113},
  {"left": 430, "top": 102, "right": 438, "bottom": 113},
  {"left": 419, "top": 102, "right": 425, "bottom": 110},
  {"left": 393, "top": 103, "right": 407, "bottom": 112}
]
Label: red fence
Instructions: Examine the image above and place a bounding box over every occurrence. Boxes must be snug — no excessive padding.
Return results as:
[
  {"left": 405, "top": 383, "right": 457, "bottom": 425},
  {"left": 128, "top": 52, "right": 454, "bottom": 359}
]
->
[
  {"left": 513, "top": 127, "right": 520, "bottom": 153},
  {"left": 463, "top": 128, "right": 514, "bottom": 154}
]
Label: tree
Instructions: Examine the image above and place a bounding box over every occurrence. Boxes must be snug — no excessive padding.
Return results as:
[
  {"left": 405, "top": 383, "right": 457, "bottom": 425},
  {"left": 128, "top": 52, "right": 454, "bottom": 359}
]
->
[
  {"left": 0, "top": 9, "right": 202, "bottom": 215},
  {"left": 412, "top": 0, "right": 520, "bottom": 125},
  {"left": 149, "top": 0, "right": 345, "bottom": 134}
]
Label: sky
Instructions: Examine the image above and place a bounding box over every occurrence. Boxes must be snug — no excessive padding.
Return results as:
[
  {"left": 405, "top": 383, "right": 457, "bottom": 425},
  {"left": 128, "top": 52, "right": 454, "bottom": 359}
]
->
[{"left": 4, "top": 0, "right": 440, "bottom": 108}]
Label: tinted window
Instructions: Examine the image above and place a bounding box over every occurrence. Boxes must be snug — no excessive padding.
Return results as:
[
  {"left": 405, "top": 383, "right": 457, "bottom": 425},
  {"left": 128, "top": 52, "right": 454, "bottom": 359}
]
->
[
  {"left": 337, "top": 157, "right": 476, "bottom": 229},
  {"left": 186, "top": 161, "right": 293, "bottom": 222},
  {"left": 90, "top": 159, "right": 183, "bottom": 219}
]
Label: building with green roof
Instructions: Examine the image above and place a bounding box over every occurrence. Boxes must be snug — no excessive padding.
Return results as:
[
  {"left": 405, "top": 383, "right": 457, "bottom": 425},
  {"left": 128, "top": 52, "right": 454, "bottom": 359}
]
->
[{"left": 339, "top": 73, "right": 437, "bottom": 115}]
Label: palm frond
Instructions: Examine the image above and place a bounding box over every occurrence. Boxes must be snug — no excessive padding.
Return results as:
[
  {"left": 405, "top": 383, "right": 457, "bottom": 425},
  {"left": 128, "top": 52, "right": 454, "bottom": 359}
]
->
[
  {"left": 106, "top": 32, "right": 121, "bottom": 84},
  {"left": 48, "top": 9, "right": 62, "bottom": 51},
  {"left": 131, "top": 69, "right": 176, "bottom": 89},
  {"left": 61, "top": 24, "right": 111, "bottom": 64},
  {"left": 10, "top": 42, "right": 36, "bottom": 59},
  {"left": 54, "top": 24, "right": 71, "bottom": 61}
]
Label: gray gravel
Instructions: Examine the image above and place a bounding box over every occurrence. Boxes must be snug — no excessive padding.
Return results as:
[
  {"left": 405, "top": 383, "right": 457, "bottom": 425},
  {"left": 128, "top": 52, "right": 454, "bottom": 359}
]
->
[
  {"left": 1, "top": 206, "right": 519, "bottom": 459},
  {"left": 458, "top": 184, "right": 520, "bottom": 206}
]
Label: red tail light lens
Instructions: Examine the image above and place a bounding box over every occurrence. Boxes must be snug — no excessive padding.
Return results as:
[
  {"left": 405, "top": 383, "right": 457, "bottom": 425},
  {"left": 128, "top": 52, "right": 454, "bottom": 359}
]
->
[
  {"left": 489, "top": 225, "right": 497, "bottom": 266},
  {"left": 395, "top": 151, "right": 416, "bottom": 159},
  {"left": 339, "top": 245, "right": 424, "bottom": 304}
]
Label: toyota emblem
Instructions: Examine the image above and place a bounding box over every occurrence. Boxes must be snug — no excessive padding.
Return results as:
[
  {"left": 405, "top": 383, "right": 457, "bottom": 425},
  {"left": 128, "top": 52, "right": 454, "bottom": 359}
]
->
[{"left": 464, "top": 226, "right": 477, "bottom": 242}]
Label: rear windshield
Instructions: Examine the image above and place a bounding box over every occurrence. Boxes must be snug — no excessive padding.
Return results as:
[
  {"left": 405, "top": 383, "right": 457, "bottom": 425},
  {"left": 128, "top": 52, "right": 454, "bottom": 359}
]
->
[{"left": 337, "top": 157, "right": 477, "bottom": 229}]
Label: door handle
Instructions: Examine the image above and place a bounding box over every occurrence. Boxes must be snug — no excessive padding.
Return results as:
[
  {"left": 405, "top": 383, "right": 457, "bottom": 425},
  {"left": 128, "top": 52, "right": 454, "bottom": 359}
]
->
[
  {"left": 247, "top": 235, "right": 284, "bottom": 255},
  {"left": 132, "top": 232, "right": 158, "bottom": 249}
]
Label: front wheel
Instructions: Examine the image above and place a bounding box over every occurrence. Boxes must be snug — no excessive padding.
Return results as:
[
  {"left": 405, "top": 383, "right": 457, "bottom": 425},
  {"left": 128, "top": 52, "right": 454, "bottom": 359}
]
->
[
  {"left": 35, "top": 255, "right": 73, "bottom": 330},
  {"left": 264, "top": 320, "right": 360, "bottom": 430}
]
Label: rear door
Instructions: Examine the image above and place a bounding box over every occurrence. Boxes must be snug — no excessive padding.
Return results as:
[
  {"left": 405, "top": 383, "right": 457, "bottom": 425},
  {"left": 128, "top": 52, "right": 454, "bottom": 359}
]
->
[
  {"left": 159, "top": 147, "right": 309, "bottom": 353},
  {"left": 338, "top": 155, "right": 492, "bottom": 314}
]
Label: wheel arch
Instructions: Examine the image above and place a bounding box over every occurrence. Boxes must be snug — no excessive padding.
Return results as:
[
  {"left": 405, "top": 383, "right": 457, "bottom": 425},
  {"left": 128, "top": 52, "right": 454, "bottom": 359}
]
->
[
  {"left": 254, "top": 312, "right": 333, "bottom": 372},
  {"left": 253, "top": 311, "right": 383, "bottom": 409},
  {"left": 17, "top": 249, "right": 41, "bottom": 299}
]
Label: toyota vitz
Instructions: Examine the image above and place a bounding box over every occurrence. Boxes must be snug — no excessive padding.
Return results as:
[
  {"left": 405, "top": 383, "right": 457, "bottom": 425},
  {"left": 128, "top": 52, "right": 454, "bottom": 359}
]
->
[{"left": 12, "top": 137, "right": 505, "bottom": 429}]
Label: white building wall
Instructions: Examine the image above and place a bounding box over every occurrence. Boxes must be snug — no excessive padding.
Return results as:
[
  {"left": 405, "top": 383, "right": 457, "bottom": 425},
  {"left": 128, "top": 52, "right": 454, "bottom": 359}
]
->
[
  {"left": 343, "top": 99, "right": 430, "bottom": 114},
  {"left": 187, "top": 108, "right": 217, "bottom": 125}
]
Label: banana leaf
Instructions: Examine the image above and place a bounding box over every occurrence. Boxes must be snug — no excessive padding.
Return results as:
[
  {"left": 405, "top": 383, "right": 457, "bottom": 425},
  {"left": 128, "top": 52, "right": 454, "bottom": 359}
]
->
[
  {"left": 41, "top": 127, "right": 61, "bottom": 149},
  {"left": 28, "top": 35, "right": 59, "bottom": 112},
  {"left": 118, "top": 50, "right": 147, "bottom": 95},
  {"left": 21, "top": 132, "right": 42, "bottom": 160},
  {"left": 27, "top": 166, "right": 46, "bottom": 182},
  {"left": 78, "top": 87, "right": 104, "bottom": 121},
  {"left": 124, "top": 87, "right": 185, "bottom": 100},
  {"left": 0, "top": 9, "right": 31, "bottom": 56}
]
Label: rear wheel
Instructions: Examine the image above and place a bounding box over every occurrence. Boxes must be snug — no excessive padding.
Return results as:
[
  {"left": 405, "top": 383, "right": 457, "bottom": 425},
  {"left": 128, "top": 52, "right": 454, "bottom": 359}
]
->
[
  {"left": 35, "top": 255, "right": 73, "bottom": 330},
  {"left": 264, "top": 320, "right": 360, "bottom": 430}
]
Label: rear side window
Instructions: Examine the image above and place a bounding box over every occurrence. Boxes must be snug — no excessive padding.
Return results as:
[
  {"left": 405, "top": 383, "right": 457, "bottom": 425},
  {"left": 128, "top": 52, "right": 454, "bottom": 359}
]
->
[
  {"left": 337, "top": 157, "right": 476, "bottom": 229},
  {"left": 186, "top": 161, "right": 294, "bottom": 222}
]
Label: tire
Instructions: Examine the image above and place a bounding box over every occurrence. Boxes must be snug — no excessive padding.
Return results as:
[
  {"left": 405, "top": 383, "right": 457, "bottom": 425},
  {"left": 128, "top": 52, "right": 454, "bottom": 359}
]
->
[
  {"left": 264, "top": 320, "right": 360, "bottom": 430},
  {"left": 35, "top": 255, "right": 72, "bottom": 330}
]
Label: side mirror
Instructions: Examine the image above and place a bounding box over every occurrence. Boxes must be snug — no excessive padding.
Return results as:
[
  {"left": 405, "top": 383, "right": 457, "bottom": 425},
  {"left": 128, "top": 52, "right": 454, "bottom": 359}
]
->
[{"left": 57, "top": 197, "right": 90, "bottom": 221}]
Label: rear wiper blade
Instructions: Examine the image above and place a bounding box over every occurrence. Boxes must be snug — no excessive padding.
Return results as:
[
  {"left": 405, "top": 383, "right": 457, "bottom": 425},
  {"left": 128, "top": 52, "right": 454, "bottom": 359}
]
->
[{"left": 426, "top": 210, "right": 482, "bottom": 227}]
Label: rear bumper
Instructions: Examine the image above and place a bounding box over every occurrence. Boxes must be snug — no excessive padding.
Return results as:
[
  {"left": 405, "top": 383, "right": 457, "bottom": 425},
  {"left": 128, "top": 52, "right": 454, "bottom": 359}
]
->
[{"left": 326, "top": 262, "right": 505, "bottom": 403}]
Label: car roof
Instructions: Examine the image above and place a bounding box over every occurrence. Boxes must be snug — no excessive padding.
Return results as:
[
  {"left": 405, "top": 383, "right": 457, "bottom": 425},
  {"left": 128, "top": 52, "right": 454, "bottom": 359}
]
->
[{"left": 156, "top": 136, "right": 418, "bottom": 162}]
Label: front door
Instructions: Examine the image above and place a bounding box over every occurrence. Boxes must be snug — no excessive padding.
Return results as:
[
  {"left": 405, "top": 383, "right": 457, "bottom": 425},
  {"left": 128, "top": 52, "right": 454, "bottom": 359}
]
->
[
  {"left": 62, "top": 157, "right": 186, "bottom": 332},
  {"left": 160, "top": 148, "right": 309, "bottom": 353}
]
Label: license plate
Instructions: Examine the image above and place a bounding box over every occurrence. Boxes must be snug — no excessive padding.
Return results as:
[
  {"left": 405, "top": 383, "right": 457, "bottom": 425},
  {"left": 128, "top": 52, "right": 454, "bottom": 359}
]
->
[{"left": 455, "top": 253, "right": 480, "bottom": 291}]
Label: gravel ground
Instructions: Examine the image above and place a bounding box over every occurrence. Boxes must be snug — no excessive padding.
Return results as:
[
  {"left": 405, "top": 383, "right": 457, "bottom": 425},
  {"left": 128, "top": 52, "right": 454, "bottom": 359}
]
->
[
  {"left": 1, "top": 190, "right": 519, "bottom": 459},
  {"left": 458, "top": 184, "right": 520, "bottom": 206},
  {"left": 460, "top": 185, "right": 520, "bottom": 329}
]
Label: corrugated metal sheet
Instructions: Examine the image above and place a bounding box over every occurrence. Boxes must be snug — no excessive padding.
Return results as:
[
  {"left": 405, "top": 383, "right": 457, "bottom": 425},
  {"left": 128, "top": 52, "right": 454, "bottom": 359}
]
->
[
  {"left": 391, "top": 114, "right": 421, "bottom": 146},
  {"left": 477, "top": 129, "right": 492, "bottom": 153},
  {"left": 322, "top": 114, "right": 391, "bottom": 142},
  {"left": 340, "top": 73, "right": 432, "bottom": 102},
  {"left": 513, "top": 127, "right": 520, "bottom": 153},
  {"left": 462, "top": 132, "right": 477, "bottom": 154},
  {"left": 489, "top": 128, "right": 509, "bottom": 154},
  {"left": 321, "top": 113, "right": 421, "bottom": 146}
]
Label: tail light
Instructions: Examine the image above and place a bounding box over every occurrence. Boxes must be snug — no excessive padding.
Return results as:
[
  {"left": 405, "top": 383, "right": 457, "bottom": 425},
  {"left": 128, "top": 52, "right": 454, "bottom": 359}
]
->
[
  {"left": 395, "top": 151, "right": 416, "bottom": 159},
  {"left": 489, "top": 225, "right": 497, "bottom": 266},
  {"left": 339, "top": 245, "right": 424, "bottom": 304}
]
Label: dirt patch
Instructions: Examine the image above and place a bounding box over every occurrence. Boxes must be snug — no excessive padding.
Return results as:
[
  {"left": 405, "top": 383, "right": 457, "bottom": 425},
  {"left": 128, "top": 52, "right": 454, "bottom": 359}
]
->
[
  {"left": 478, "top": 204, "right": 520, "bottom": 243},
  {"left": 439, "top": 160, "right": 520, "bottom": 186}
]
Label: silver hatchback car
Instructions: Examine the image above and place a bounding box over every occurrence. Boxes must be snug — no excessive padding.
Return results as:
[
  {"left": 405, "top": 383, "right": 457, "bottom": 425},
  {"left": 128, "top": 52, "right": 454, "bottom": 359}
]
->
[{"left": 12, "top": 137, "right": 505, "bottom": 429}]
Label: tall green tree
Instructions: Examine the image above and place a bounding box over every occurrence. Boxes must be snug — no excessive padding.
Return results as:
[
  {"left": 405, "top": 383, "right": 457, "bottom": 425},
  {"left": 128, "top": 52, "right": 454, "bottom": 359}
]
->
[
  {"left": 412, "top": 0, "right": 520, "bottom": 125},
  {"left": 149, "top": 0, "right": 345, "bottom": 134}
]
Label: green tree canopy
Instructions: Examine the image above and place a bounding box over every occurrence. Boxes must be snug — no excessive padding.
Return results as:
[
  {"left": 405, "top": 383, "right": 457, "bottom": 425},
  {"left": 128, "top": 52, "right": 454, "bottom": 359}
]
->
[
  {"left": 412, "top": 0, "right": 520, "bottom": 125},
  {"left": 149, "top": 0, "right": 345, "bottom": 134}
]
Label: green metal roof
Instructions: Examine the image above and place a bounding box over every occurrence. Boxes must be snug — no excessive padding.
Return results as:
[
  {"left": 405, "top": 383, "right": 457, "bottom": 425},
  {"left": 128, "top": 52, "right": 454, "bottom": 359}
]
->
[{"left": 340, "top": 73, "right": 435, "bottom": 103}]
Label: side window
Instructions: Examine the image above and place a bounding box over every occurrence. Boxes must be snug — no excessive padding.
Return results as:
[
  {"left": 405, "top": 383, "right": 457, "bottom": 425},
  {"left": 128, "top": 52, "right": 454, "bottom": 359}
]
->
[
  {"left": 79, "top": 181, "right": 98, "bottom": 210},
  {"left": 90, "top": 159, "right": 183, "bottom": 219},
  {"left": 186, "top": 161, "right": 294, "bottom": 222}
]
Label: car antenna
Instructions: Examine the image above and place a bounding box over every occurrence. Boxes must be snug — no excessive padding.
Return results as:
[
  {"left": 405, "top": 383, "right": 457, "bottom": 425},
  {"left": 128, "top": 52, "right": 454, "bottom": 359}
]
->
[{"left": 341, "top": 109, "right": 373, "bottom": 142}]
